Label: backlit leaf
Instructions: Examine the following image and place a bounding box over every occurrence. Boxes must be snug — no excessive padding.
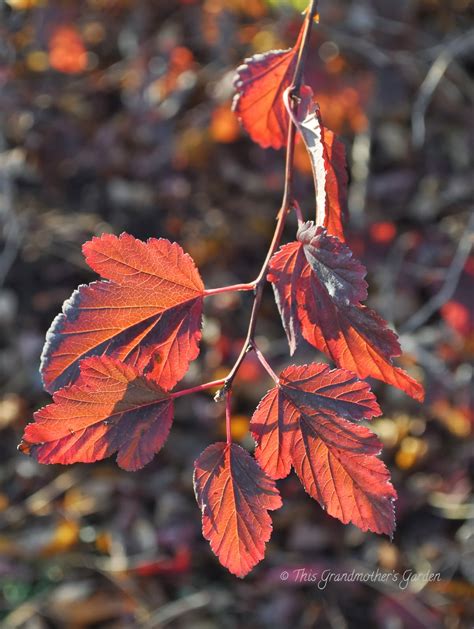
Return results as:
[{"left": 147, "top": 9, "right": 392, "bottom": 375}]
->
[
  {"left": 193, "top": 442, "right": 282, "bottom": 577},
  {"left": 286, "top": 85, "right": 348, "bottom": 240},
  {"left": 268, "top": 222, "right": 424, "bottom": 401},
  {"left": 41, "top": 233, "right": 204, "bottom": 393},
  {"left": 21, "top": 356, "right": 173, "bottom": 471},
  {"left": 251, "top": 363, "right": 397, "bottom": 535},
  {"left": 232, "top": 25, "right": 304, "bottom": 149}
]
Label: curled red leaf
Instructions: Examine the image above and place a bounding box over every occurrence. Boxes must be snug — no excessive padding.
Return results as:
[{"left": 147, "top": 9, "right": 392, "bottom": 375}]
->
[
  {"left": 286, "top": 85, "right": 348, "bottom": 240},
  {"left": 268, "top": 222, "right": 424, "bottom": 401},
  {"left": 251, "top": 363, "right": 396, "bottom": 535},
  {"left": 194, "top": 442, "right": 282, "bottom": 577},
  {"left": 21, "top": 356, "right": 174, "bottom": 471},
  {"left": 41, "top": 233, "right": 204, "bottom": 393}
]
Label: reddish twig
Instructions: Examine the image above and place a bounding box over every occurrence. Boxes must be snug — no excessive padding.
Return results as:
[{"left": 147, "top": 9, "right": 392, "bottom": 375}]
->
[
  {"left": 169, "top": 2, "right": 319, "bottom": 425},
  {"left": 220, "top": 1, "right": 319, "bottom": 394}
]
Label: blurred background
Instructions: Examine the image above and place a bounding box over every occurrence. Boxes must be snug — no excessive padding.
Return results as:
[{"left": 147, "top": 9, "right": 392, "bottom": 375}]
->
[{"left": 0, "top": 0, "right": 473, "bottom": 627}]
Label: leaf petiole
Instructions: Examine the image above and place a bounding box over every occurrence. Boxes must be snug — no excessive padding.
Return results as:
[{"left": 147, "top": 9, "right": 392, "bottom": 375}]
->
[
  {"left": 252, "top": 342, "right": 279, "bottom": 384},
  {"left": 170, "top": 378, "right": 225, "bottom": 400},
  {"left": 204, "top": 282, "right": 256, "bottom": 297},
  {"left": 225, "top": 390, "right": 232, "bottom": 444}
]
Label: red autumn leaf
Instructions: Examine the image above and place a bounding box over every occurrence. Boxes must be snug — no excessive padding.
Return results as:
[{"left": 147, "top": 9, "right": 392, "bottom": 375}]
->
[
  {"left": 20, "top": 356, "right": 173, "bottom": 471},
  {"left": 286, "top": 85, "right": 348, "bottom": 241},
  {"left": 41, "top": 233, "right": 204, "bottom": 393},
  {"left": 232, "top": 26, "right": 304, "bottom": 149},
  {"left": 193, "top": 442, "right": 282, "bottom": 577},
  {"left": 251, "top": 363, "right": 397, "bottom": 535},
  {"left": 268, "top": 222, "right": 424, "bottom": 401}
]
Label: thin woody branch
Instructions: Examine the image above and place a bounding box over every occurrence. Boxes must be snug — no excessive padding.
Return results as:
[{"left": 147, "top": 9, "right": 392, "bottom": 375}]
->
[{"left": 220, "top": 3, "right": 319, "bottom": 395}]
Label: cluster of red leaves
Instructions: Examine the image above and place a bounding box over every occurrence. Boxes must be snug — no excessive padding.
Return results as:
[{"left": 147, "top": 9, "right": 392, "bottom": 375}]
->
[{"left": 20, "top": 12, "right": 424, "bottom": 578}]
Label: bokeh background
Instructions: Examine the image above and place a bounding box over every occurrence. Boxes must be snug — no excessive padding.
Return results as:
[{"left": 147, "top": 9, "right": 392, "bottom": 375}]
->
[{"left": 0, "top": 0, "right": 473, "bottom": 627}]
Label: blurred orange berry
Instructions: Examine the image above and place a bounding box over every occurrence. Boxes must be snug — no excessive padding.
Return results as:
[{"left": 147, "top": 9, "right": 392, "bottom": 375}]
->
[
  {"left": 210, "top": 103, "right": 240, "bottom": 143},
  {"left": 49, "top": 25, "right": 88, "bottom": 74}
]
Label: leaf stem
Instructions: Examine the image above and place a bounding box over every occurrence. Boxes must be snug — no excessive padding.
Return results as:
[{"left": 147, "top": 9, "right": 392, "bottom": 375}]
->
[
  {"left": 225, "top": 390, "right": 232, "bottom": 445},
  {"left": 204, "top": 283, "right": 256, "bottom": 297},
  {"left": 252, "top": 342, "right": 279, "bottom": 383},
  {"left": 221, "top": 2, "right": 318, "bottom": 392},
  {"left": 290, "top": 0, "right": 320, "bottom": 102},
  {"left": 170, "top": 378, "right": 225, "bottom": 399},
  {"left": 171, "top": 3, "right": 318, "bottom": 420},
  {"left": 293, "top": 200, "right": 304, "bottom": 223}
]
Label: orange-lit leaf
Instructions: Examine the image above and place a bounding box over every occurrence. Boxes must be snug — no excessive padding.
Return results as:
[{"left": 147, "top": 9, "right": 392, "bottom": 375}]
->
[
  {"left": 251, "top": 363, "right": 396, "bottom": 535},
  {"left": 193, "top": 442, "right": 282, "bottom": 577},
  {"left": 268, "top": 222, "right": 424, "bottom": 401},
  {"left": 41, "top": 233, "right": 204, "bottom": 393},
  {"left": 232, "top": 25, "right": 304, "bottom": 149},
  {"left": 21, "top": 357, "right": 173, "bottom": 471}
]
